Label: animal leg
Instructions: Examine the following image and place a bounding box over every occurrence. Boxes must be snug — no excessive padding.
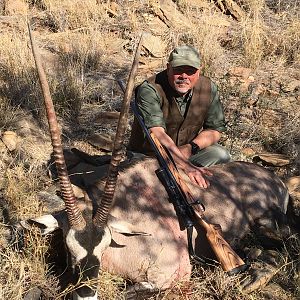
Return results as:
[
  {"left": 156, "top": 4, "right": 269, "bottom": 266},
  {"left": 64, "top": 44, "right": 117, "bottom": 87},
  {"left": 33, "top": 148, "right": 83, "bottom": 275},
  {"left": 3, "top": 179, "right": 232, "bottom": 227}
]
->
[
  {"left": 240, "top": 265, "right": 277, "bottom": 293},
  {"left": 240, "top": 249, "right": 281, "bottom": 293}
]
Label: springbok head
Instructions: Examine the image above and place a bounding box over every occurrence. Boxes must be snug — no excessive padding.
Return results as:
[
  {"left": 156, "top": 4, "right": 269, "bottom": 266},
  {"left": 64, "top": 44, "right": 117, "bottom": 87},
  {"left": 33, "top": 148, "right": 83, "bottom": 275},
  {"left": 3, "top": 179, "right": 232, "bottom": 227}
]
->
[{"left": 27, "top": 23, "right": 143, "bottom": 299}]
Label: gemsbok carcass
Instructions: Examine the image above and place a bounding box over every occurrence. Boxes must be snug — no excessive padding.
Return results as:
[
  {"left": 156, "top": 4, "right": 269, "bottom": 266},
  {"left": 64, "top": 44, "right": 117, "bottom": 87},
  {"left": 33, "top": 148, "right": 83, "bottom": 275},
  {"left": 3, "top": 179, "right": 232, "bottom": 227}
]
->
[{"left": 21, "top": 25, "right": 299, "bottom": 300}]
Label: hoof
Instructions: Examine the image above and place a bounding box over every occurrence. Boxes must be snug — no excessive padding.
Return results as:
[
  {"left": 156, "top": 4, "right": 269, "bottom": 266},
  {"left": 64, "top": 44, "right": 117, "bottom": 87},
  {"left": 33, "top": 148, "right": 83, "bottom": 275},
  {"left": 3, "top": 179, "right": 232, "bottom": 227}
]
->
[
  {"left": 240, "top": 266, "right": 277, "bottom": 293},
  {"left": 125, "top": 282, "right": 159, "bottom": 300}
]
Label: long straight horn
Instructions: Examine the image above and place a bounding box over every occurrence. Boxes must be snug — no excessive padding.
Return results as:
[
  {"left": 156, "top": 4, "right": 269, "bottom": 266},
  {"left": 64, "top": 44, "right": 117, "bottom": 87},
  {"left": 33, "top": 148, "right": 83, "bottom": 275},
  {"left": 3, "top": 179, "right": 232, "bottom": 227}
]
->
[
  {"left": 28, "top": 23, "right": 86, "bottom": 230},
  {"left": 93, "top": 34, "right": 143, "bottom": 227}
]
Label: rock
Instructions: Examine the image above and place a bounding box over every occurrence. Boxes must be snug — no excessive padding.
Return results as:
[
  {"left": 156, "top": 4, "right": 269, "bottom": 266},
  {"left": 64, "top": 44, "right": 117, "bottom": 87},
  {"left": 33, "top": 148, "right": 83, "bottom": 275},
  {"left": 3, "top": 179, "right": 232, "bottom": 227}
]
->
[
  {"left": 285, "top": 176, "right": 300, "bottom": 200},
  {"left": 72, "top": 184, "right": 85, "bottom": 198},
  {"left": 285, "top": 176, "right": 300, "bottom": 193},
  {"left": 38, "top": 187, "right": 84, "bottom": 212},
  {"left": 23, "top": 287, "right": 42, "bottom": 300},
  {"left": 70, "top": 148, "right": 111, "bottom": 166},
  {"left": 15, "top": 116, "right": 43, "bottom": 137},
  {"left": 265, "top": 88, "right": 280, "bottom": 97},
  {"left": 253, "top": 153, "right": 290, "bottom": 167},
  {"left": 241, "top": 147, "right": 256, "bottom": 157},
  {"left": 1, "top": 131, "right": 18, "bottom": 151},
  {"left": 88, "top": 133, "right": 113, "bottom": 152},
  {"left": 216, "top": 0, "right": 246, "bottom": 21},
  {"left": 239, "top": 76, "right": 255, "bottom": 93},
  {"left": 93, "top": 111, "right": 120, "bottom": 125},
  {"left": 103, "top": 36, "right": 128, "bottom": 54},
  {"left": 4, "top": 0, "right": 28, "bottom": 15},
  {"left": 157, "top": 0, "right": 190, "bottom": 28},
  {"left": 281, "top": 79, "right": 300, "bottom": 93},
  {"left": 142, "top": 32, "right": 166, "bottom": 58},
  {"left": 246, "top": 247, "right": 262, "bottom": 260},
  {"left": 37, "top": 191, "right": 65, "bottom": 212}
]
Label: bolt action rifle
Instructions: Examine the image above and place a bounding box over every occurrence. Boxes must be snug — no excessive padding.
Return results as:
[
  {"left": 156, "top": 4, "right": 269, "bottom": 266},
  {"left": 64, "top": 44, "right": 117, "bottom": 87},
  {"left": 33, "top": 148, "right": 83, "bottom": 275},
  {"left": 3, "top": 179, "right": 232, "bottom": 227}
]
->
[{"left": 117, "top": 80, "right": 247, "bottom": 274}]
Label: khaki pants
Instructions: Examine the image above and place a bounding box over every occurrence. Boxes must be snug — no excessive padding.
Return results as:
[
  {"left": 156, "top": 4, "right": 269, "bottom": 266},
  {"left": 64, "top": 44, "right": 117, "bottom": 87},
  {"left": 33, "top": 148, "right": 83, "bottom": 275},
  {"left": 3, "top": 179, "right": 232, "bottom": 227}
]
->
[
  {"left": 127, "top": 144, "right": 231, "bottom": 167},
  {"left": 189, "top": 144, "right": 231, "bottom": 167}
]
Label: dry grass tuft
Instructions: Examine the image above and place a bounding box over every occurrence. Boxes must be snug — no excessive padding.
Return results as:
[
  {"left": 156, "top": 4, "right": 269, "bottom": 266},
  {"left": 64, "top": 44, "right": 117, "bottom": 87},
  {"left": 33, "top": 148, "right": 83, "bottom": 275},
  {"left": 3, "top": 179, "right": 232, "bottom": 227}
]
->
[
  {"left": 30, "top": 0, "right": 110, "bottom": 31},
  {"left": 0, "top": 27, "right": 45, "bottom": 121},
  {"left": 4, "top": 163, "right": 44, "bottom": 219},
  {"left": 0, "top": 228, "right": 59, "bottom": 300},
  {"left": 240, "top": 0, "right": 267, "bottom": 68},
  {"left": 0, "top": 98, "right": 22, "bottom": 131},
  {"left": 190, "top": 267, "right": 246, "bottom": 300},
  {"left": 278, "top": 15, "right": 300, "bottom": 64},
  {"left": 55, "top": 270, "right": 126, "bottom": 299}
]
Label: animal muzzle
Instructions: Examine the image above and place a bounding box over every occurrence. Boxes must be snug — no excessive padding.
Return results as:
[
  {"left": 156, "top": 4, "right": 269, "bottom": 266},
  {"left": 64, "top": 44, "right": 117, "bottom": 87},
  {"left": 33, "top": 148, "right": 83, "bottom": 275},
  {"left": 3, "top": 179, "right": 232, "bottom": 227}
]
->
[{"left": 73, "top": 289, "right": 97, "bottom": 300}]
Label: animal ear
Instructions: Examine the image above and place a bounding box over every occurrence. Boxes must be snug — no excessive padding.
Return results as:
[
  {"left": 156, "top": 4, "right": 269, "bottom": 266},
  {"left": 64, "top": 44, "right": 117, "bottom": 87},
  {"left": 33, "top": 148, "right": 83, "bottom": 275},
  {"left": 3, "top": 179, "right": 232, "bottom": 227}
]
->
[
  {"left": 107, "top": 215, "right": 151, "bottom": 236},
  {"left": 20, "top": 214, "right": 62, "bottom": 235}
]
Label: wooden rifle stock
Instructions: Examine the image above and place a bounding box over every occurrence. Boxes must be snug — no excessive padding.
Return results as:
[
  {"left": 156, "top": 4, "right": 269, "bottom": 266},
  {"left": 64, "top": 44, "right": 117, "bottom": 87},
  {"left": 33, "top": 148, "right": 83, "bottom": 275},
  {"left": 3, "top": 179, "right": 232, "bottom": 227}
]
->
[{"left": 150, "top": 132, "right": 247, "bottom": 274}]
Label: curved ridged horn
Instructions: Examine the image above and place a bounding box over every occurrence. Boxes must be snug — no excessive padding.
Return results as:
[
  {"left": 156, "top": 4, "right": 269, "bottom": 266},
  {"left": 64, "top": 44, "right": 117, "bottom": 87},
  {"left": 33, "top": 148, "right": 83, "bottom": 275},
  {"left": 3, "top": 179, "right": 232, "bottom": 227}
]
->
[
  {"left": 28, "top": 23, "right": 86, "bottom": 230},
  {"left": 93, "top": 34, "right": 143, "bottom": 226}
]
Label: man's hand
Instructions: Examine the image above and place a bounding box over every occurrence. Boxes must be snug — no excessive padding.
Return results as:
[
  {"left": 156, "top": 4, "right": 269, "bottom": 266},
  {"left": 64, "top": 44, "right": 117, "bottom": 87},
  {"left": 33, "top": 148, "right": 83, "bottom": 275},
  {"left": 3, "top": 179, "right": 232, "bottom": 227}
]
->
[
  {"left": 182, "top": 163, "right": 212, "bottom": 188},
  {"left": 178, "top": 144, "right": 212, "bottom": 188}
]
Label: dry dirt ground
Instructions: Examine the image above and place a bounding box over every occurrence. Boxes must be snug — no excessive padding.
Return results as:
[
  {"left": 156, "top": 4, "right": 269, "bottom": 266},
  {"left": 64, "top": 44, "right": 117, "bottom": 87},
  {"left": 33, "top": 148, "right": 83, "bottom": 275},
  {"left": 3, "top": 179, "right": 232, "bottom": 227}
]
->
[{"left": 0, "top": 0, "right": 299, "bottom": 299}]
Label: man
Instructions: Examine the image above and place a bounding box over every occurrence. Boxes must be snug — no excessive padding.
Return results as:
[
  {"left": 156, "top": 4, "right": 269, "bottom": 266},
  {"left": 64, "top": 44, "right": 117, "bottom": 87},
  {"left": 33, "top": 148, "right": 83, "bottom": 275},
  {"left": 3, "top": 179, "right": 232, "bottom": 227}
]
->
[{"left": 128, "top": 45, "right": 230, "bottom": 188}]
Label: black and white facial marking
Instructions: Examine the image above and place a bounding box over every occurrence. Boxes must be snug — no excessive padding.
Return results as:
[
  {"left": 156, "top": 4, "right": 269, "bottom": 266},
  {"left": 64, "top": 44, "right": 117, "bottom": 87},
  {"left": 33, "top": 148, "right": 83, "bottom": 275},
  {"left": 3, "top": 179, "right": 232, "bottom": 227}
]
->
[{"left": 66, "top": 220, "right": 112, "bottom": 300}]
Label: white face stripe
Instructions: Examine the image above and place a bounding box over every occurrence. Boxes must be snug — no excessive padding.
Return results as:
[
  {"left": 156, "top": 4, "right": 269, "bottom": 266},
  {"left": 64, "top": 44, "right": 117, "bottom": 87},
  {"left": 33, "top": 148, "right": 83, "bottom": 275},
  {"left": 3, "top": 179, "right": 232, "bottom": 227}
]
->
[
  {"left": 93, "top": 226, "right": 111, "bottom": 260},
  {"left": 73, "top": 291, "right": 98, "bottom": 300},
  {"left": 66, "top": 229, "right": 88, "bottom": 264},
  {"left": 66, "top": 227, "right": 111, "bottom": 264}
]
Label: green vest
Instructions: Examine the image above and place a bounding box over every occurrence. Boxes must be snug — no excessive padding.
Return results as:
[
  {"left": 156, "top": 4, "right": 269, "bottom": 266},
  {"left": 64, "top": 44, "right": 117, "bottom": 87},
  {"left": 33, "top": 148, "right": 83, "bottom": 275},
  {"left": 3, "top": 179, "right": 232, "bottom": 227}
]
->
[{"left": 128, "top": 70, "right": 212, "bottom": 154}]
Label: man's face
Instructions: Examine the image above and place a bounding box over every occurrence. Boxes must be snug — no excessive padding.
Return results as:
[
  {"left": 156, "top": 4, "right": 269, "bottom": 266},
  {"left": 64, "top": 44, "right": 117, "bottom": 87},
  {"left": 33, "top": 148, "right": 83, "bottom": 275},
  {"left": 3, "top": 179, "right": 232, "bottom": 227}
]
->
[{"left": 167, "top": 64, "right": 200, "bottom": 95}]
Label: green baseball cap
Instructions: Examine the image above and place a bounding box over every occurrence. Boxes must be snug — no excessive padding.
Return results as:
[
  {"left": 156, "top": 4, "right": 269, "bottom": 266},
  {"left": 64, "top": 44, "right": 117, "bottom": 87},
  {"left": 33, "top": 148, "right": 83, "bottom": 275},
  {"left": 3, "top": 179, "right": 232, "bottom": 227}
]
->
[{"left": 168, "top": 45, "right": 201, "bottom": 69}]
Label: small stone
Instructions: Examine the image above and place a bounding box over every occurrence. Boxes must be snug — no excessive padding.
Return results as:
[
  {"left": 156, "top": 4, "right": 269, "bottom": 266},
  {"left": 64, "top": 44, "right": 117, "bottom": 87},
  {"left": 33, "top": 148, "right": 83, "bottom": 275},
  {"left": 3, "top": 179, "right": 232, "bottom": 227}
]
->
[
  {"left": 72, "top": 184, "right": 85, "bottom": 199},
  {"left": 281, "top": 79, "right": 300, "bottom": 93},
  {"left": 242, "top": 147, "right": 256, "bottom": 157},
  {"left": 88, "top": 133, "right": 113, "bottom": 152},
  {"left": 285, "top": 176, "right": 300, "bottom": 192},
  {"left": 93, "top": 112, "right": 120, "bottom": 125},
  {"left": 23, "top": 287, "right": 42, "bottom": 300},
  {"left": 1, "top": 131, "right": 18, "bottom": 151},
  {"left": 247, "top": 247, "right": 262, "bottom": 260}
]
